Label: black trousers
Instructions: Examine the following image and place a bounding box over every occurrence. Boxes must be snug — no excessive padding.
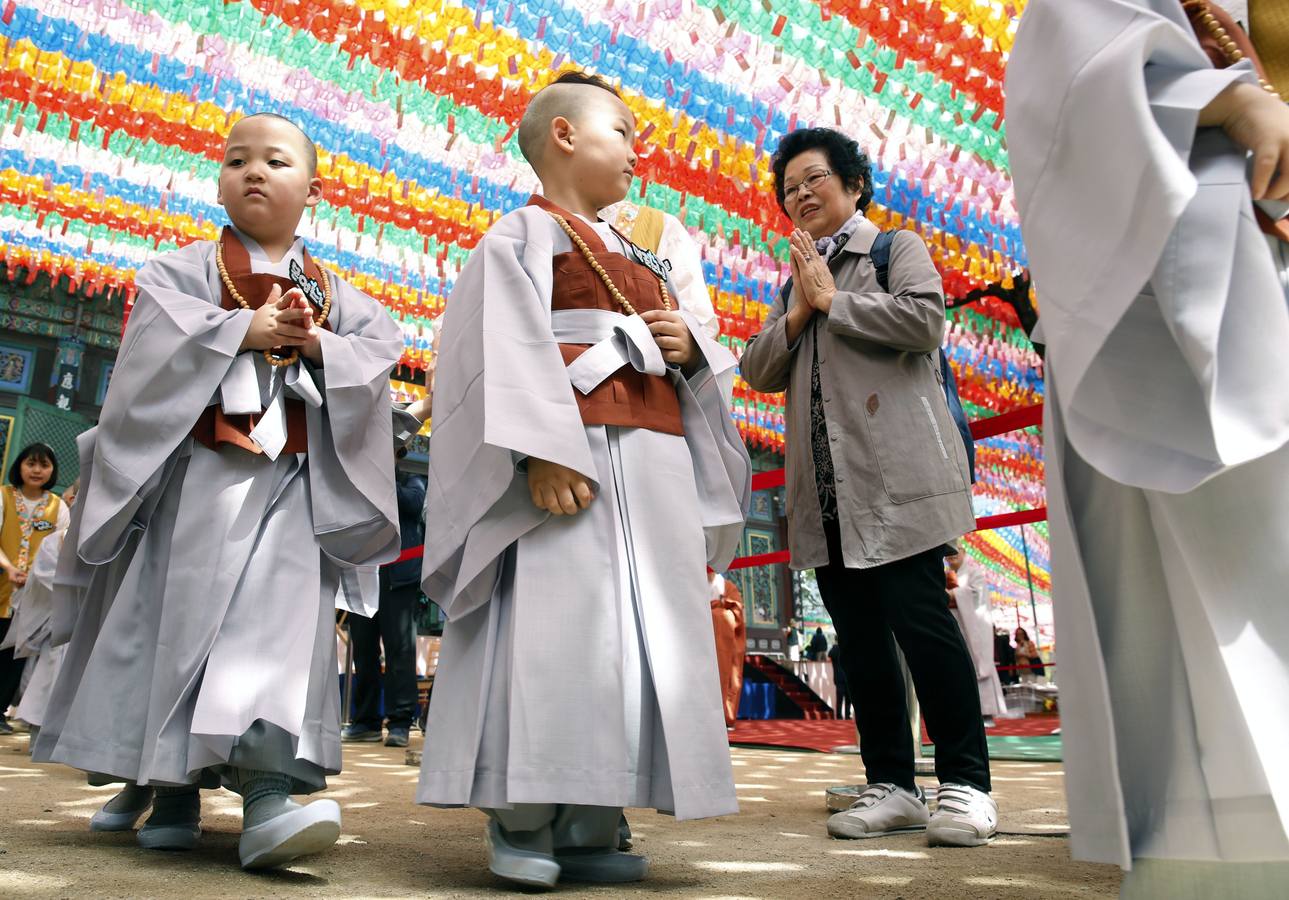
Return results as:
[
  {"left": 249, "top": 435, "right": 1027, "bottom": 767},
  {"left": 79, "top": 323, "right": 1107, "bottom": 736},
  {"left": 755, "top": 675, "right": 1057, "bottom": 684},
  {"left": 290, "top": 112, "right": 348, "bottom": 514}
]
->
[
  {"left": 349, "top": 580, "right": 420, "bottom": 731},
  {"left": 815, "top": 523, "right": 990, "bottom": 793},
  {"left": 0, "top": 617, "right": 25, "bottom": 718},
  {"left": 834, "top": 683, "right": 852, "bottom": 719}
]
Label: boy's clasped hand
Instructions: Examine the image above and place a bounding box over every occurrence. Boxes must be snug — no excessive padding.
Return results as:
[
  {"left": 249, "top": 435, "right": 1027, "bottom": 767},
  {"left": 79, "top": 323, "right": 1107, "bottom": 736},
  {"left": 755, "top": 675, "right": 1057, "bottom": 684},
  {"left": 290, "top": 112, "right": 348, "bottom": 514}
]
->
[{"left": 239, "top": 284, "right": 323, "bottom": 363}]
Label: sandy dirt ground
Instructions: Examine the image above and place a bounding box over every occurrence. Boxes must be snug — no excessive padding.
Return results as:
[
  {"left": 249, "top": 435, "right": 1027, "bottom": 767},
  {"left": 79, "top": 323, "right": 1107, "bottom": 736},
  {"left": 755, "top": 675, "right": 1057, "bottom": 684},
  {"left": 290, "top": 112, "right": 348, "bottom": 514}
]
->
[{"left": 0, "top": 731, "right": 1121, "bottom": 899}]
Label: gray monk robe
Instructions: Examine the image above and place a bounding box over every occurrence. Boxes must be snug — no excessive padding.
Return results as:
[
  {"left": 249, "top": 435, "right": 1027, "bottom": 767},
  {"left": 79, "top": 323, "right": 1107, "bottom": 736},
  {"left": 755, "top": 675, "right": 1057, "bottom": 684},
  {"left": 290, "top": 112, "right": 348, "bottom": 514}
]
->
[
  {"left": 33, "top": 227, "right": 403, "bottom": 791},
  {"left": 1009, "top": 0, "right": 1289, "bottom": 875},
  {"left": 417, "top": 199, "right": 751, "bottom": 821}
]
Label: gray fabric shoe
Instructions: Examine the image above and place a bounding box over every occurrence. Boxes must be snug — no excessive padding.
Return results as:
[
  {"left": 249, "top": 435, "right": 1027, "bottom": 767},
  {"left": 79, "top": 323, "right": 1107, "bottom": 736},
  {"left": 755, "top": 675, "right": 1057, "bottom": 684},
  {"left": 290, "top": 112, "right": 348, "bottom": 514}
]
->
[
  {"left": 137, "top": 786, "right": 202, "bottom": 851},
  {"left": 927, "top": 783, "right": 997, "bottom": 847},
  {"left": 239, "top": 799, "right": 341, "bottom": 870},
  {"left": 555, "top": 849, "right": 649, "bottom": 883},
  {"left": 826, "top": 783, "right": 929, "bottom": 839},
  {"left": 486, "top": 821, "right": 560, "bottom": 889},
  {"left": 90, "top": 784, "right": 155, "bottom": 832}
]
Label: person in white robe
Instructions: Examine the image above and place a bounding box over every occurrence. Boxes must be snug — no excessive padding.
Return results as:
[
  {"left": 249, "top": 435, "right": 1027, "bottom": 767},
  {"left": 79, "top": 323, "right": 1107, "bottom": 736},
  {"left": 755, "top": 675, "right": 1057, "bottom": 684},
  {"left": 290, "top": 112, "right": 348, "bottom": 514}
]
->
[
  {"left": 1007, "top": 2, "right": 1289, "bottom": 895},
  {"left": 947, "top": 552, "right": 1012, "bottom": 722},
  {"left": 600, "top": 200, "right": 720, "bottom": 339},
  {"left": 32, "top": 114, "right": 404, "bottom": 871},
  {"left": 417, "top": 72, "right": 750, "bottom": 890}
]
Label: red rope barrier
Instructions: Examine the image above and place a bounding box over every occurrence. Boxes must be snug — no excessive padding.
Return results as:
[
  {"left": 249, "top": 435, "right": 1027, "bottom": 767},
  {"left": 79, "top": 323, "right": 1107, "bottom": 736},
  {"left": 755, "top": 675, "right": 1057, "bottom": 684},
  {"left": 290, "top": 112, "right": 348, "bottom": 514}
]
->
[
  {"left": 973, "top": 507, "right": 1048, "bottom": 531},
  {"left": 968, "top": 403, "right": 1043, "bottom": 440}
]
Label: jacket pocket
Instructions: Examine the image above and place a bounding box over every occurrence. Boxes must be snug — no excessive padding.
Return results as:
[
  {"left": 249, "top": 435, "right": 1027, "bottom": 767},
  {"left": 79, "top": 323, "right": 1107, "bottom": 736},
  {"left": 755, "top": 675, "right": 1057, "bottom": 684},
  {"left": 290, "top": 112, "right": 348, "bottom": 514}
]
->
[{"left": 862, "top": 367, "right": 968, "bottom": 504}]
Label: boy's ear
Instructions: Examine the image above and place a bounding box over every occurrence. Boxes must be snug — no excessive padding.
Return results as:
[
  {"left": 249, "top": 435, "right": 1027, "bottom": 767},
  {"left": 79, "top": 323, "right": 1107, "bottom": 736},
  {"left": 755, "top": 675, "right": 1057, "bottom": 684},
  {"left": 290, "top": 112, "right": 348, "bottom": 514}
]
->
[
  {"left": 551, "top": 115, "right": 576, "bottom": 157},
  {"left": 305, "top": 174, "right": 324, "bottom": 209}
]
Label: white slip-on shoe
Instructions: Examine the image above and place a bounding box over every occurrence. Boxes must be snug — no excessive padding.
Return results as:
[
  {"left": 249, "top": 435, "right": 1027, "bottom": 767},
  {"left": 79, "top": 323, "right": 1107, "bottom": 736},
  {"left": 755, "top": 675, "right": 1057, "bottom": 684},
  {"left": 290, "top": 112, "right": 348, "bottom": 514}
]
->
[
  {"left": 239, "top": 799, "right": 342, "bottom": 870},
  {"left": 826, "top": 783, "right": 930, "bottom": 839},
  {"left": 927, "top": 783, "right": 997, "bottom": 847},
  {"left": 555, "top": 848, "right": 649, "bottom": 883},
  {"left": 486, "top": 821, "right": 561, "bottom": 889},
  {"left": 90, "top": 787, "right": 155, "bottom": 832}
]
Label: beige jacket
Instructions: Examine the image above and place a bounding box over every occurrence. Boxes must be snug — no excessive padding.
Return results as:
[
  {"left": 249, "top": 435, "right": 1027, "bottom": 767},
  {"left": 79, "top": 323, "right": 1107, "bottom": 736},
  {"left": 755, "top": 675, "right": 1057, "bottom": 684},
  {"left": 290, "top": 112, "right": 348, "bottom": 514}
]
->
[{"left": 740, "top": 217, "right": 975, "bottom": 569}]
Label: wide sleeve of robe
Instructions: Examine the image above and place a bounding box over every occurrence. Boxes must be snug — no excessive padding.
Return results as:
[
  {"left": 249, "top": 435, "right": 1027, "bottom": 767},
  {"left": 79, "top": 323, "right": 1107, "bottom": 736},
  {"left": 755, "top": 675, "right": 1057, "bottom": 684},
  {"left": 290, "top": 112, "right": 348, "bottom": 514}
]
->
[
  {"left": 303, "top": 278, "right": 405, "bottom": 567},
  {"left": 421, "top": 208, "right": 597, "bottom": 622},
  {"left": 76, "top": 242, "right": 253, "bottom": 564},
  {"left": 1007, "top": 0, "right": 1289, "bottom": 493}
]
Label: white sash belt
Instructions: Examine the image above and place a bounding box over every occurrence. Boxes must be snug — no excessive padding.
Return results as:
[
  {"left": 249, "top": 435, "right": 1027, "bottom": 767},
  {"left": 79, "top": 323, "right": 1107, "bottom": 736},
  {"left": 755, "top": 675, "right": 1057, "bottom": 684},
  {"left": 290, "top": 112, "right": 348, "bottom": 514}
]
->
[{"left": 551, "top": 308, "right": 669, "bottom": 395}]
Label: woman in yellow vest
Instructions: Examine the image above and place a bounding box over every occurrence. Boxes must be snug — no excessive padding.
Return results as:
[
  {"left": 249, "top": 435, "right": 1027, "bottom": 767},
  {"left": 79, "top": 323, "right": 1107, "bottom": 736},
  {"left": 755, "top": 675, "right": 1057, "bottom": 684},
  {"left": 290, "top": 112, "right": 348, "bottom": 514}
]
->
[{"left": 0, "top": 442, "right": 67, "bottom": 734}]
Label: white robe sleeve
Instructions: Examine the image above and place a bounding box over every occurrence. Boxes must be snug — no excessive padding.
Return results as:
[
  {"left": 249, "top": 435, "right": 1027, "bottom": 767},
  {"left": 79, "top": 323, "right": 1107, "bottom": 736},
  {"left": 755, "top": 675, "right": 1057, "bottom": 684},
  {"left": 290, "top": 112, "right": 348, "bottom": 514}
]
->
[
  {"left": 1007, "top": 0, "right": 1289, "bottom": 492},
  {"left": 659, "top": 213, "right": 719, "bottom": 339},
  {"left": 76, "top": 242, "right": 254, "bottom": 564},
  {"left": 303, "top": 277, "right": 405, "bottom": 567},
  {"left": 422, "top": 209, "right": 597, "bottom": 621}
]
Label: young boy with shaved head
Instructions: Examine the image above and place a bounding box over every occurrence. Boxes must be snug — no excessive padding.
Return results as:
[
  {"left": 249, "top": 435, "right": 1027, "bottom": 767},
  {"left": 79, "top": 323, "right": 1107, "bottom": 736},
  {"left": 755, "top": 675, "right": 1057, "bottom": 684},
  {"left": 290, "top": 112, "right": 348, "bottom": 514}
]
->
[
  {"left": 417, "top": 71, "right": 750, "bottom": 888},
  {"left": 33, "top": 112, "right": 405, "bottom": 870}
]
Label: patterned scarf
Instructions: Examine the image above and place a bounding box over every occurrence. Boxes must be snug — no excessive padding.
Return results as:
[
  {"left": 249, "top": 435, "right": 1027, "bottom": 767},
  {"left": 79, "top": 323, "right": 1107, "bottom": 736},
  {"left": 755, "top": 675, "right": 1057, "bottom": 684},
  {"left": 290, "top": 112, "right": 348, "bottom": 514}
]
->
[{"left": 813, "top": 208, "right": 868, "bottom": 262}]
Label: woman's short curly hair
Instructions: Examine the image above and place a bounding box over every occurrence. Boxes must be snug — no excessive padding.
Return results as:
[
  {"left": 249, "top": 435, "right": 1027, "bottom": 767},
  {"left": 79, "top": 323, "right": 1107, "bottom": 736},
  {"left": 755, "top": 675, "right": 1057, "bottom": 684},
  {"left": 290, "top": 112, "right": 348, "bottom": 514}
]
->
[{"left": 771, "top": 127, "right": 874, "bottom": 215}]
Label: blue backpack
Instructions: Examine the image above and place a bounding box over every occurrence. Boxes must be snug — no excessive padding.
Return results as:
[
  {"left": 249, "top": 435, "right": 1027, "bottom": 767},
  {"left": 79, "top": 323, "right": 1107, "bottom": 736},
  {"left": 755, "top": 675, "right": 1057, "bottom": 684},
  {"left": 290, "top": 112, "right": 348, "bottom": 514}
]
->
[{"left": 776, "top": 230, "right": 976, "bottom": 483}]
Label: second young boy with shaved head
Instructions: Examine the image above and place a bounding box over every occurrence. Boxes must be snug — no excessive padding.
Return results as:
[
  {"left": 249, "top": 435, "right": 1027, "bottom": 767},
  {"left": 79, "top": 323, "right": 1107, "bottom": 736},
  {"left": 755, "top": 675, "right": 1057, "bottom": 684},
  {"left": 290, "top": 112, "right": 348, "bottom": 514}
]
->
[{"left": 417, "top": 71, "right": 750, "bottom": 889}]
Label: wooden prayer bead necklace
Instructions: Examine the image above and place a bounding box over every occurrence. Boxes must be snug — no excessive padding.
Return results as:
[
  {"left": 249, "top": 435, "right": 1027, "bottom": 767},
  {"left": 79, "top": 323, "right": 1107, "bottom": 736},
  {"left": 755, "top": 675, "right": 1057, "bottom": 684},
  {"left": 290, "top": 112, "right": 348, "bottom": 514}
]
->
[
  {"left": 1184, "top": 0, "right": 1278, "bottom": 95},
  {"left": 548, "top": 212, "right": 672, "bottom": 317},
  {"left": 215, "top": 242, "right": 333, "bottom": 368}
]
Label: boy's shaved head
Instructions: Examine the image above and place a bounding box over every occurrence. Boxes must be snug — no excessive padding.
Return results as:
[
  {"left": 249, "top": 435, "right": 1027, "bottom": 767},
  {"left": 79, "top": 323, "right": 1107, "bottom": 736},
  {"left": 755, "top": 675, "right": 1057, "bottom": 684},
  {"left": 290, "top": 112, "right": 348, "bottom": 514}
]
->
[
  {"left": 518, "top": 71, "right": 624, "bottom": 170},
  {"left": 230, "top": 112, "right": 318, "bottom": 175}
]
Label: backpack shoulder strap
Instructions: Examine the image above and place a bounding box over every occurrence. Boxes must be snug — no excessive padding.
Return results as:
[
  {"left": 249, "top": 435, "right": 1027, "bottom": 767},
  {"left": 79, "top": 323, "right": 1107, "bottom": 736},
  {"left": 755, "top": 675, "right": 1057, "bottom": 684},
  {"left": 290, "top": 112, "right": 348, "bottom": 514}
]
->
[{"left": 870, "top": 230, "right": 898, "bottom": 294}]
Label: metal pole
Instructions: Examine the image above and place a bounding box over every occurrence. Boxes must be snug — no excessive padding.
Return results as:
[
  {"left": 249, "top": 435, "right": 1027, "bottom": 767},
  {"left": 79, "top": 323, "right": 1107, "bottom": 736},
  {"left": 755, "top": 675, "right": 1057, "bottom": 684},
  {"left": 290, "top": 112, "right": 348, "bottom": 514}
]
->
[
  {"left": 1019, "top": 525, "right": 1040, "bottom": 665},
  {"left": 1020, "top": 526, "right": 1041, "bottom": 631}
]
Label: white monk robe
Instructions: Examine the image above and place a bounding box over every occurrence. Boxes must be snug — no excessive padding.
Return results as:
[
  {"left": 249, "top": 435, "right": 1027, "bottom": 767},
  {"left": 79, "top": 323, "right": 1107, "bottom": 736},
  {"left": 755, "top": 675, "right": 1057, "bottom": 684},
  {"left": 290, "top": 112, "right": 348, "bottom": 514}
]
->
[
  {"left": 1, "top": 528, "right": 65, "bottom": 728},
  {"left": 33, "top": 229, "right": 403, "bottom": 792},
  {"left": 417, "top": 205, "right": 751, "bottom": 821},
  {"left": 1008, "top": 0, "right": 1289, "bottom": 872},
  {"left": 949, "top": 557, "right": 1011, "bottom": 721}
]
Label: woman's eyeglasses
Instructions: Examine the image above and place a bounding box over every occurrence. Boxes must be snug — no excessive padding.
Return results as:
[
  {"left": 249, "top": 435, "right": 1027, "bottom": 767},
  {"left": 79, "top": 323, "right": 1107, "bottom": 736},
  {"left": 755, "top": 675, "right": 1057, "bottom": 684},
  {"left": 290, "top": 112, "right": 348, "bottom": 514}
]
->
[{"left": 783, "top": 170, "right": 833, "bottom": 204}]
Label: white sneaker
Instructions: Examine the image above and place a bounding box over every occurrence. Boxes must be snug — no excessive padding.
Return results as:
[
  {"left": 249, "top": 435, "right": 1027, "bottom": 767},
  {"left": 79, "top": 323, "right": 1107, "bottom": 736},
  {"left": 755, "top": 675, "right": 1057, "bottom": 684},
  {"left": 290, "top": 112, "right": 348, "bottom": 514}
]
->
[
  {"left": 927, "top": 783, "right": 997, "bottom": 847},
  {"left": 826, "top": 783, "right": 929, "bottom": 839}
]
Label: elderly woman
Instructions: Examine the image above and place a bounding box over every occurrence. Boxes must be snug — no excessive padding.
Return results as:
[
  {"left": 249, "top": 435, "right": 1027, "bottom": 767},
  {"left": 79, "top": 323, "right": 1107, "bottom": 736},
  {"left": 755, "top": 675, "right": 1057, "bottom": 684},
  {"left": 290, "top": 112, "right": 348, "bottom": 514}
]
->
[{"left": 740, "top": 127, "right": 994, "bottom": 846}]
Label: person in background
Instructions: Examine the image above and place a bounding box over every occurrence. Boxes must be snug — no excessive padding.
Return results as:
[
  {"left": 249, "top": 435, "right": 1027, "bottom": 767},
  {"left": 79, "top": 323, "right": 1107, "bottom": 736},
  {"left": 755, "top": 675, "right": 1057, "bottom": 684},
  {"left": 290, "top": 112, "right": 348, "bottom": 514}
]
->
[
  {"left": 708, "top": 568, "right": 746, "bottom": 729},
  {"left": 946, "top": 551, "right": 1010, "bottom": 725},
  {"left": 827, "top": 637, "right": 851, "bottom": 719},
  {"left": 2, "top": 478, "right": 78, "bottom": 745},
  {"left": 808, "top": 626, "right": 828, "bottom": 662},
  {"left": 0, "top": 443, "right": 69, "bottom": 734},
  {"left": 994, "top": 630, "right": 1018, "bottom": 687},
  {"left": 784, "top": 617, "right": 803, "bottom": 663},
  {"left": 600, "top": 200, "right": 719, "bottom": 340},
  {"left": 342, "top": 461, "right": 428, "bottom": 749},
  {"left": 1013, "top": 627, "right": 1040, "bottom": 684}
]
